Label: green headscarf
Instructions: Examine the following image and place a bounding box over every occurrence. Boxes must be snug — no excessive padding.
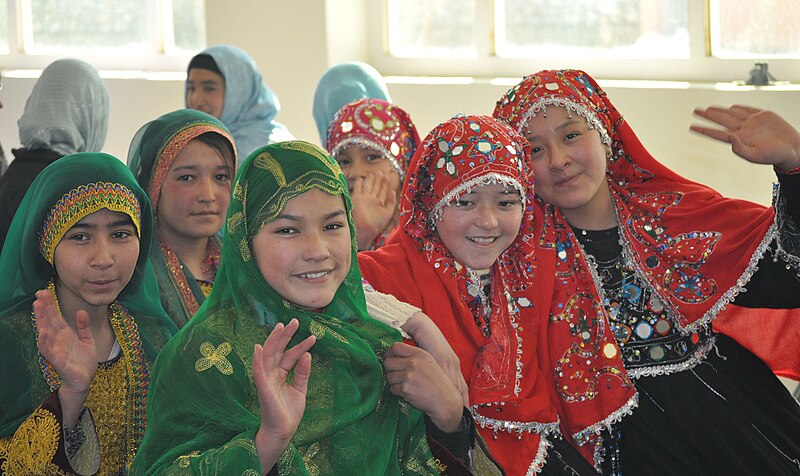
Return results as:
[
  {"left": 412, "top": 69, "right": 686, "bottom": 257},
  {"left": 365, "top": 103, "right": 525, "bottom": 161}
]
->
[
  {"left": 132, "top": 141, "right": 440, "bottom": 475},
  {"left": 0, "top": 153, "right": 176, "bottom": 452},
  {"left": 127, "top": 108, "right": 236, "bottom": 328}
]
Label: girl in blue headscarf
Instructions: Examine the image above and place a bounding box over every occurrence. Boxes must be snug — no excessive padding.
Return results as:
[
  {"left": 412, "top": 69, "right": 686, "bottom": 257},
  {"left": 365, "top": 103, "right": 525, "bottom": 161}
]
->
[
  {"left": 186, "top": 44, "right": 294, "bottom": 161},
  {"left": 312, "top": 62, "right": 392, "bottom": 147}
]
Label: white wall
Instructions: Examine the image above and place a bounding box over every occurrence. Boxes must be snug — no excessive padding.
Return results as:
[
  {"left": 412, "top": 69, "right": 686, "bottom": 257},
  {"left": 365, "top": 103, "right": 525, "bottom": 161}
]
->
[{"left": 1, "top": 0, "right": 800, "bottom": 208}]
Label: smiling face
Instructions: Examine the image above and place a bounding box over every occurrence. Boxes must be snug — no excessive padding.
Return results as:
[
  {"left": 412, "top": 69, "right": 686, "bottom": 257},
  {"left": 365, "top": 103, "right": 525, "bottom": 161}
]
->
[
  {"left": 157, "top": 139, "right": 232, "bottom": 245},
  {"left": 334, "top": 145, "right": 402, "bottom": 194},
  {"left": 251, "top": 188, "right": 352, "bottom": 311},
  {"left": 186, "top": 68, "right": 225, "bottom": 119},
  {"left": 523, "top": 106, "right": 615, "bottom": 229},
  {"left": 435, "top": 183, "right": 523, "bottom": 273},
  {"left": 53, "top": 209, "right": 140, "bottom": 315}
]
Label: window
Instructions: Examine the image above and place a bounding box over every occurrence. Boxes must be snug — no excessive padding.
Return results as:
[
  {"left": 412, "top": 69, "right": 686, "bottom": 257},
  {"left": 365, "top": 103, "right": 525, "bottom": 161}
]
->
[
  {"left": 1, "top": 0, "right": 205, "bottom": 72},
  {"left": 372, "top": 0, "right": 800, "bottom": 83}
]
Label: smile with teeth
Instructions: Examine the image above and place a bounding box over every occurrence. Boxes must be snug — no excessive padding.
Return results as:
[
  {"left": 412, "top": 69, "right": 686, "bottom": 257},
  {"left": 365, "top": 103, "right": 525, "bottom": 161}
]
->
[
  {"left": 298, "top": 271, "right": 330, "bottom": 279},
  {"left": 469, "top": 237, "right": 497, "bottom": 244}
]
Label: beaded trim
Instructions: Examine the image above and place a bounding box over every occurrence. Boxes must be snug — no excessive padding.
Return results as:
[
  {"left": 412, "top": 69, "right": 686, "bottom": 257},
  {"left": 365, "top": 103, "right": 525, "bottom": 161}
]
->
[
  {"left": 330, "top": 137, "right": 404, "bottom": 177},
  {"left": 625, "top": 336, "right": 716, "bottom": 379},
  {"left": 526, "top": 434, "right": 551, "bottom": 476},
  {"left": 772, "top": 182, "right": 800, "bottom": 276},
  {"left": 38, "top": 182, "right": 142, "bottom": 264},
  {"left": 570, "top": 393, "right": 638, "bottom": 446},
  {"left": 470, "top": 404, "right": 560, "bottom": 437},
  {"left": 517, "top": 96, "right": 612, "bottom": 146},
  {"left": 429, "top": 173, "right": 526, "bottom": 223}
]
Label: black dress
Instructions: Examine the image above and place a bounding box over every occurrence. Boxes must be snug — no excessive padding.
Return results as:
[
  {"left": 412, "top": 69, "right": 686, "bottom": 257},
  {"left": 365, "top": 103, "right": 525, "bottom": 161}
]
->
[
  {"left": 581, "top": 173, "right": 800, "bottom": 475},
  {"left": 0, "top": 148, "right": 62, "bottom": 251}
]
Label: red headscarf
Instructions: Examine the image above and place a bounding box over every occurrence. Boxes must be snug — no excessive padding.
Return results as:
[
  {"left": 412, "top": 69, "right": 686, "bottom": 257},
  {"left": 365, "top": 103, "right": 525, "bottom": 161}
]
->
[
  {"left": 360, "top": 114, "right": 631, "bottom": 472},
  {"left": 493, "top": 69, "right": 800, "bottom": 459},
  {"left": 326, "top": 98, "right": 420, "bottom": 177}
]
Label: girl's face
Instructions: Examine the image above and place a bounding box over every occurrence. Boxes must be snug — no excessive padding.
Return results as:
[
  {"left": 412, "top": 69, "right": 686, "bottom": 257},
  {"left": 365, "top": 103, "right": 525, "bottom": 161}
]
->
[
  {"left": 334, "top": 145, "right": 402, "bottom": 195},
  {"left": 186, "top": 68, "right": 225, "bottom": 119},
  {"left": 53, "top": 209, "right": 139, "bottom": 313},
  {"left": 157, "top": 139, "right": 232, "bottom": 244},
  {"left": 251, "top": 188, "right": 352, "bottom": 311},
  {"left": 522, "top": 106, "right": 613, "bottom": 227},
  {"left": 436, "top": 183, "right": 523, "bottom": 273}
]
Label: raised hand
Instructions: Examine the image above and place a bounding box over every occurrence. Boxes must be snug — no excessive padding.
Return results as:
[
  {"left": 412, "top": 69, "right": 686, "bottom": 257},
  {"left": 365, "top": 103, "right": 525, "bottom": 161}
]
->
[
  {"left": 384, "top": 343, "right": 464, "bottom": 433},
  {"left": 401, "top": 311, "right": 469, "bottom": 405},
  {"left": 253, "top": 318, "right": 316, "bottom": 472},
  {"left": 350, "top": 172, "right": 398, "bottom": 250},
  {"left": 33, "top": 289, "right": 98, "bottom": 427},
  {"left": 691, "top": 105, "right": 800, "bottom": 171}
]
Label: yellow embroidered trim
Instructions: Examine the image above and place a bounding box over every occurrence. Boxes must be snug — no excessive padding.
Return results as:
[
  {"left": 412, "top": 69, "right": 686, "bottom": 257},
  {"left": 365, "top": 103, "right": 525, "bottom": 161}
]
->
[
  {"left": 195, "top": 341, "right": 234, "bottom": 375},
  {"left": 254, "top": 151, "right": 287, "bottom": 187},
  {"left": 3, "top": 408, "right": 61, "bottom": 474}
]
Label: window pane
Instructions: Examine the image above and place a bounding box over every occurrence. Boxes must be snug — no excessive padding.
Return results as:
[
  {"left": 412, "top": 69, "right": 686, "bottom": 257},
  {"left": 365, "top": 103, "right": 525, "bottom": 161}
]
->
[
  {"left": 388, "top": 0, "right": 477, "bottom": 58},
  {"left": 497, "top": 0, "right": 689, "bottom": 59},
  {"left": 30, "top": 0, "right": 149, "bottom": 51},
  {"left": 0, "top": 0, "right": 8, "bottom": 53},
  {"left": 712, "top": 0, "right": 800, "bottom": 57},
  {"left": 172, "top": 0, "right": 205, "bottom": 51}
]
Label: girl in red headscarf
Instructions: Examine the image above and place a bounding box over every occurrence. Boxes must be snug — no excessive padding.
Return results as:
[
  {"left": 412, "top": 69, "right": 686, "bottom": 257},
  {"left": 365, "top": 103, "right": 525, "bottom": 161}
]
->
[
  {"left": 494, "top": 69, "right": 800, "bottom": 474},
  {"left": 327, "top": 98, "right": 420, "bottom": 250},
  {"left": 359, "top": 114, "right": 630, "bottom": 475}
]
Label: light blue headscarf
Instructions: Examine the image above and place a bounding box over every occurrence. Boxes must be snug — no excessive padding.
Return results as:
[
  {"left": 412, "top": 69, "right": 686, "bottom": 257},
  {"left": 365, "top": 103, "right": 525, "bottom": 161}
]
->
[
  {"left": 312, "top": 62, "right": 392, "bottom": 147},
  {"left": 17, "top": 59, "right": 109, "bottom": 156},
  {"left": 187, "top": 44, "right": 293, "bottom": 160}
]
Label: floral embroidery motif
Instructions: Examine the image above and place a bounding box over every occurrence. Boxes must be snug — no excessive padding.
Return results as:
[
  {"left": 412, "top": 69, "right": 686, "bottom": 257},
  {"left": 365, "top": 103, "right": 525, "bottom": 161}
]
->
[
  {"left": 195, "top": 341, "right": 234, "bottom": 375},
  {"left": 3, "top": 408, "right": 60, "bottom": 474}
]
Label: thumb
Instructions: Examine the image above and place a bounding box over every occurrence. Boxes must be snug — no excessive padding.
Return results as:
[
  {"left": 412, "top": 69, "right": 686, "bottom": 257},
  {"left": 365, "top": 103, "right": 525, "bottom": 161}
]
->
[{"left": 74, "top": 310, "right": 95, "bottom": 345}]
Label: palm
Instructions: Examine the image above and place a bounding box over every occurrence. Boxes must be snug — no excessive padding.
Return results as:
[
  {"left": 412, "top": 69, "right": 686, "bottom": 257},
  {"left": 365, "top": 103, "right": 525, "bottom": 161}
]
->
[
  {"left": 351, "top": 173, "right": 397, "bottom": 234},
  {"left": 691, "top": 105, "right": 800, "bottom": 169},
  {"left": 253, "top": 319, "right": 315, "bottom": 441},
  {"left": 34, "top": 290, "right": 97, "bottom": 393}
]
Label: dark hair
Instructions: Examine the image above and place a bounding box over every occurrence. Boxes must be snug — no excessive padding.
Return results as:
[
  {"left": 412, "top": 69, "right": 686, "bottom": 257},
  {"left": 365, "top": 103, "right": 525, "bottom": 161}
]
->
[
  {"left": 194, "top": 132, "right": 236, "bottom": 175},
  {"left": 187, "top": 54, "right": 223, "bottom": 78}
]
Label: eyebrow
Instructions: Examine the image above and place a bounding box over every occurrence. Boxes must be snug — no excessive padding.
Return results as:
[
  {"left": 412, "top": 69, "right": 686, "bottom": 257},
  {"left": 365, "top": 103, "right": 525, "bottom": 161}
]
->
[
  {"left": 274, "top": 209, "right": 346, "bottom": 222},
  {"left": 528, "top": 117, "right": 585, "bottom": 140},
  {"left": 71, "top": 219, "right": 135, "bottom": 230},
  {"left": 170, "top": 164, "right": 229, "bottom": 173},
  {"left": 187, "top": 79, "right": 222, "bottom": 86}
]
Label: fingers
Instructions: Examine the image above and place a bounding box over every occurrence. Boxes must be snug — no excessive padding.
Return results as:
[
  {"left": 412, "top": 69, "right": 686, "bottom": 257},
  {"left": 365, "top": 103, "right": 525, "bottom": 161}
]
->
[
  {"left": 290, "top": 352, "right": 312, "bottom": 393},
  {"left": 278, "top": 335, "right": 316, "bottom": 373},
  {"left": 689, "top": 125, "right": 733, "bottom": 144},
  {"left": 74, "top": 310, "right": 94, "bottom": 345}
]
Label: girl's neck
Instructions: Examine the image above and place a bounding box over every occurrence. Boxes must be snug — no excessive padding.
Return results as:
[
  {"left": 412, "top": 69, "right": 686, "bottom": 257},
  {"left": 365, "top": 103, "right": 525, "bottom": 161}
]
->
[
  {"left": 162, "top": 231, "right": 212, "bottom": 279},
  {"left": 563, "top": 184, "right": 618, "bottom": 230}
]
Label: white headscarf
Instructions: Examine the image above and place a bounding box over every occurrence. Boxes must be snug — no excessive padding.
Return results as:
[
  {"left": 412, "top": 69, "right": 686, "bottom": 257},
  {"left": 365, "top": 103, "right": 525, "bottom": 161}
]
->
[{"left": 17, "top": 59, "right": 109, "bottom": 156}]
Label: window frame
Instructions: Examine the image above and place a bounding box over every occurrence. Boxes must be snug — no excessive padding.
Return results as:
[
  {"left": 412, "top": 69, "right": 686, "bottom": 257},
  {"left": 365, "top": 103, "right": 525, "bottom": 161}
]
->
[
  {"left": 0, "top": 0, "right": 202, "bottom": 73},
  {"left": 369, "top": 0, "right": 800, "bottom": 83}
]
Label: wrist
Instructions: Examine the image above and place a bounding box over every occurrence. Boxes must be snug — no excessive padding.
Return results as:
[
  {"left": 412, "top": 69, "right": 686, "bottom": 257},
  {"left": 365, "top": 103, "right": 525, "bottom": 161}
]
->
[
  {"left": 255, "top": 426, "right": 291, "bottom": 474},
  {"left": 775, "top": 162, "right": 800, "bottom": 175},
  {"left": 429, "top": 401, "right": 464, "bottom": 433}
]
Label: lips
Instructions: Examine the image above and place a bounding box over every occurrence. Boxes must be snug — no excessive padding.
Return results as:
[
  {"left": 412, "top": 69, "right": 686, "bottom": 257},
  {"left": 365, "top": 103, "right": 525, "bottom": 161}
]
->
[
  {"left": 295, "top": 269, "right": 334, "bottom": 280},
  {"left": 87, "top": 279, "right": 118, "bottom": 290},
  {"left": 191, "top": 210, "right": 219, "bottom": 217},
  {"left": 555, "top": 174, "right": 580, "bottom": 186},
  {"left": 468, "top": 237, "right": 498, "bottom": 245}
]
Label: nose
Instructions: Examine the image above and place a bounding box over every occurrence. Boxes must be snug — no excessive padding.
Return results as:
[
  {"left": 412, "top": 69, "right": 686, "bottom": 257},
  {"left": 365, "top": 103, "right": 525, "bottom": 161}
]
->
[
  {"left": 547, "top": 143, "right": 571, "bottom": 170},
  {"left": 187, "top": 89, "right": 203, "bottom": 109},
  {"left": 90, "top": 238, "right": 114, "bottom": 269},
  {"left": 475, "top": 203, "right": 499, "bottom": 229},
  {"left": 302, "top": 230, "right": 331, "bottom": 262},
  {"left": 197, "top": 176, "right": 216, "bottom": 203},
  {"left": 349, "top": 157, "right": 367, "bottom": 180}
]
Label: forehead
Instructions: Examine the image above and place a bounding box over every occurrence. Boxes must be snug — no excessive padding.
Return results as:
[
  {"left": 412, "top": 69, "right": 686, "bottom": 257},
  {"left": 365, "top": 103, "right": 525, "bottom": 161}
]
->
[
  {"left": 171, "top": 139, "right": 229, "bottom": 168},
  {"left": 71, "top": 209, "right": 134, "bottom": 227},
  {"left": 459, "top": 183, "right": 519, "bottom": 196},
  {"left": 281, "top": 188, "right": 345, "bottom": 213}
]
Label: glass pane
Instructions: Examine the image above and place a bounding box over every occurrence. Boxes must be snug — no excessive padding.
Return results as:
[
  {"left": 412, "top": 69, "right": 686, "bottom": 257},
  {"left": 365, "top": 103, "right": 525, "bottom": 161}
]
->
[
  {"left": 712, "top": 0, "right": 800, "bottom": 57},
  {"left": 172, "top": 0, "right": 205, "bottom": 51},
  {"left": 388, "top": 0, "right": 477, "bottom": 57},
  {"left": 30, "top": 0, "right": 149, "bottom": 51},
  {"left": 0, "top": 0, "right": 8, "bottom": 53},
  {"left": 498, "top": 0, "right": 689, "bottom": 59}
]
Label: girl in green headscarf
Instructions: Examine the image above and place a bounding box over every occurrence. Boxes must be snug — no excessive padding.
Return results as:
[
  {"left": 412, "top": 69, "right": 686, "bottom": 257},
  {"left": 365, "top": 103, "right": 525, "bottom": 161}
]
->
[
  {"left": 128, "top": 109, "right": 237, "bottom": 328},
  {"left": 132, "top": 141, "right": 495, "bottom": 475},
  {"left": 0, "top": 153, "right": 176, "bottom": 474}
]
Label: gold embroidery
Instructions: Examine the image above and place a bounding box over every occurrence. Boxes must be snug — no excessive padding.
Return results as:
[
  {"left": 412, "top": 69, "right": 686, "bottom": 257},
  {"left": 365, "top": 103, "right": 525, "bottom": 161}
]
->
[
  {"left": 4, "top": 408, "right": 60, "bottom": 474},
  {"left": 86, "top": 356, "right": 129, "bottom": 475},
  {"left": 299, "top": 442, "right": 321, "bottom": 476},
  {"left": 308, "top": 321, "right": 349, "bottom": 344},
  {"left": 177, "top": 450, "right": 200, "bottom": 468},
  {"left": 195, "top": 342, "right": 234, "bottom": 375},
  {"left": 254, "top": 152, "right": 287, "bottom": 187},
  {"left": 280, "top": 142, "right": 340, "bottom": 176}
]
